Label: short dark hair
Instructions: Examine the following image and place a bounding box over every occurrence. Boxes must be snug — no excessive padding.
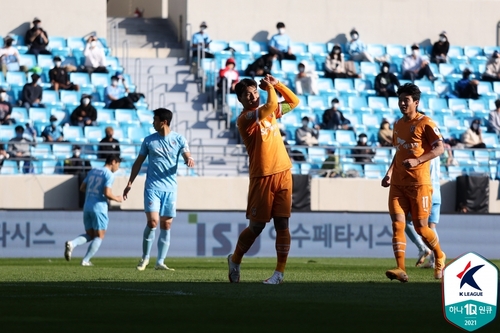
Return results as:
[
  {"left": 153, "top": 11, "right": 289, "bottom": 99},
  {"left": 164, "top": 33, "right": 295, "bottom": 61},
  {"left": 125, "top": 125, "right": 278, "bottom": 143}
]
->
[
  {"left": 153, "top": 108, "right": 173, "bottom": 126},
  {"left": 105, "top": 154, "right": 122, "bottom": 165},
  {"left": 331, "top": 98, "right": 339, "bottom": 104},
  {"left": 495, "top": 99, "right": 500, "bottom": 109},
  {"left": 276, "top": 22, "right": 285, "bottom": 29},
  {"left": 397, "top": 83, "right": 421, "bottom": 101},
  {"left": 235, "top": 78, "right": 257, "bottom": 98},
  {"left": 15, "top": 125, "right": 24, "bottom": 132}
]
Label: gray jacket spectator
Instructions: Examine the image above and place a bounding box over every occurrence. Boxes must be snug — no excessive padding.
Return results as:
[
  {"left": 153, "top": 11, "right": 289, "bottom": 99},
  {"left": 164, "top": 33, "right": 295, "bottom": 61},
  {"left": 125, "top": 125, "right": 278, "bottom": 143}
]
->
[
  {"left": 295, "top": 117, "right": 319, "bottom": 146},
  {"left": 7, "top": 125, "right": 34, "bottom": 173}
]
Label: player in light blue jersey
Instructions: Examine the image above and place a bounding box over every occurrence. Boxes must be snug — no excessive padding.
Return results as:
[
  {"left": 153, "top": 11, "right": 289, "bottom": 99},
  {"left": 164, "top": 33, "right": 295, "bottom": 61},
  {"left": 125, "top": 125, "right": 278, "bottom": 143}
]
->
[
  {"left": 123, "top": 108, "right": 195, "bottom": 271},
  {"left": 64, "top": 155, "right": 123, "bottom": 266}
]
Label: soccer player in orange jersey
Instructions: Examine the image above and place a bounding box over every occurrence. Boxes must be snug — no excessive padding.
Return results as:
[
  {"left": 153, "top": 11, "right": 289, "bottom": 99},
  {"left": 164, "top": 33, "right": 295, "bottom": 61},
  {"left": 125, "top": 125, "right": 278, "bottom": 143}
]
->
[
  {"left": 227, "top": 74, "right": 299, "bottom": 284},
  {"left": 381, "top": 83, "right": 446, "bottom": 282}
]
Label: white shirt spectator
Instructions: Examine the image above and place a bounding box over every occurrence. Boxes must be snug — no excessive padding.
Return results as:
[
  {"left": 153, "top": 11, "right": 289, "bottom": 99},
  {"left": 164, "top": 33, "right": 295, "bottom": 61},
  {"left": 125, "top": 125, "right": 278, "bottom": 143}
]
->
[
  {"left": 84, "top": 43, "right": 106, "bottom": 68},
  {"left": 402, "top": 55, "right": 425, "bottom": 73}
]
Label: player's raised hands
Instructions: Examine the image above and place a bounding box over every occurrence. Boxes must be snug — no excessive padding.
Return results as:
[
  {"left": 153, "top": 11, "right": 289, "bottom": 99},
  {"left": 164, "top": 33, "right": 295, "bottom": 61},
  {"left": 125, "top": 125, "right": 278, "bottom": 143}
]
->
[
  {"left": 258, "top": 77, "right": 272, "bottom": 90},
  {"left": 265, "top": 74, "right": 279, "bottom": 86}
]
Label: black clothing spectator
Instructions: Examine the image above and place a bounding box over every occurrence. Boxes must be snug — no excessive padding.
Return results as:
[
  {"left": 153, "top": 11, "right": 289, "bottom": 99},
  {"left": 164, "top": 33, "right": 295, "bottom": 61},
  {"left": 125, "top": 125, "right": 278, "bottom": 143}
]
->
[
  {"left": 25, "top": 17, "right": 51, "bottom": 56},
  {"left": 374, "top": 62, "right": 400, "bottom": 98}
]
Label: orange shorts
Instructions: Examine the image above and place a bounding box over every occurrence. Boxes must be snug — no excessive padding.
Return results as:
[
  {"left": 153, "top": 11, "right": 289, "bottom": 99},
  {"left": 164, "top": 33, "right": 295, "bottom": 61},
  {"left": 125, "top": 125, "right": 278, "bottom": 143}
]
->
[
  {"left": 388, "top": 184, "right": 433, "bottom": 220},
  {"left": 246, "top": 169, "right": 292, "bottom": 222}
]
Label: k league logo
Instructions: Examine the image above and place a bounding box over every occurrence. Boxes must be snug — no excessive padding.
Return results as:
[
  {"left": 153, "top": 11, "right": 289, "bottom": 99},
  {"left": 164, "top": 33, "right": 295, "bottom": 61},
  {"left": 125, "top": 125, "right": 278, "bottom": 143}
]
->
[{"left": 443, "top": 252, "right": 498, "bottom": 332}]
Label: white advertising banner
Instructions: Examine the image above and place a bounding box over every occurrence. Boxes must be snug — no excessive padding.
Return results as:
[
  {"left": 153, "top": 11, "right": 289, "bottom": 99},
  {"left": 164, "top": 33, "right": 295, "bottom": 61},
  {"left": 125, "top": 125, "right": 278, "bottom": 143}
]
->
[{"left": 0, "top": 211, "right": 498, "bottom": 259}]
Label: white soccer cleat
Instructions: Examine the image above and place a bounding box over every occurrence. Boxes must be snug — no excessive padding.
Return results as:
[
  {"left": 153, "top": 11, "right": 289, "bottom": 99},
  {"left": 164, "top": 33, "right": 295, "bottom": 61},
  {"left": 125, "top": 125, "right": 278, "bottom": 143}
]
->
[
  {"left": 64, "top": 241, "right": 74, "bottom": 261},
  {"left": 155, "top": 263, "right": 175, "bottom": 271},
  {"left": 136, "top": 258, "right": 149, "bottom": 271},
  {"left": 81, "top": 261, "right": 93, "bottom": 266},
  {"left": 227, "top": 254, "right": 240, "bottom": 283},
  {"left": 416, "top": 248, "right": 431, "bottom": 267},
  {"left": 263, "top": 271, "right": 284, "bottom": 285}
]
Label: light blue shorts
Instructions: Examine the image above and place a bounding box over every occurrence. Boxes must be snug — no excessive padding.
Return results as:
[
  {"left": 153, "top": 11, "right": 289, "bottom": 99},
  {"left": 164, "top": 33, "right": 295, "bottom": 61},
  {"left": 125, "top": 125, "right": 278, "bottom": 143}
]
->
[
  {"left": 429, "top": 190, "right": 441, "bottom": 224},
  {"left": 83, "top": 211, "right": 109, "bottom": 231},
  {"left": 144, "top": 189, "right": 177, "bottom": 217}
]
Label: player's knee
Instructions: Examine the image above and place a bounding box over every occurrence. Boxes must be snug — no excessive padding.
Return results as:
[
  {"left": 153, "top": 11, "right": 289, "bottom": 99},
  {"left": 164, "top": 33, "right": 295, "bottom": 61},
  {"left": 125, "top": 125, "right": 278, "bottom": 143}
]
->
[
  {"left": 249, "top": 222, "right": 265, "bottom": 235},
  {"left": 414, "top": 226, "right": 425, "bottom": 235},
  {"left": 147, "top": 220, "right": 158, "bottom": 228},
  {"left": 273, "top": 217, "right": 289, "bottom": 231},
  {"left": 392, "top": 221, "right": 405, "bottom": 234}
]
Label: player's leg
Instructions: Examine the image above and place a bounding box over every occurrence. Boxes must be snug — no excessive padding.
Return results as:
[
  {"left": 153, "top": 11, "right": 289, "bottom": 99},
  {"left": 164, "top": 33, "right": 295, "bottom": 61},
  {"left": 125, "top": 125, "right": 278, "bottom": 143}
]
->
[
  {"left": 422, "top": 197, "right": 441, "bottom": 268},
  {"left": 155, "top": 191, "right": 176, "bottom": 270},
  {"left": 137, "top": 189, "right": 160, "bottom": 270},
  {"left": 64, "top": 211, "right": 94, "bottom": 261},
  {"left": 405, "top": 213, "right": 431, "bottom": 266},
  {"left": 386, "top": 185, "right": 409, "bottom": 282},
  {"left": 82, "top": 213, "right": 108, "bottom": 265}
]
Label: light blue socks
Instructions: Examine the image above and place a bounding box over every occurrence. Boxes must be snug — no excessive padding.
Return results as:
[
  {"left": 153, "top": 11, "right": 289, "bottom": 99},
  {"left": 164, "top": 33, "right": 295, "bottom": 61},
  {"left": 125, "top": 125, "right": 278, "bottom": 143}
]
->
[
  {"left": 142, "top": 226, "right": 156, "bottom": 259},
  {"left": 69, "top": 234, "right": 92, "bottom": 248},
  {"left": 83, "top": 237, "right": 102, "bottom": 262},
  {"left": 157, "top": 229, "right": 171, "bottom": 265}
]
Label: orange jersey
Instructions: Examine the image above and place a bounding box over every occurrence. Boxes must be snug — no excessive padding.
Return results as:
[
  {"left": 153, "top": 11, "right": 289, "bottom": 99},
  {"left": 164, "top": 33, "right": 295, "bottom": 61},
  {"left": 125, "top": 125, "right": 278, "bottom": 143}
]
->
[{"left": 391, "top": 113, "right": 442, "bottom": 186}]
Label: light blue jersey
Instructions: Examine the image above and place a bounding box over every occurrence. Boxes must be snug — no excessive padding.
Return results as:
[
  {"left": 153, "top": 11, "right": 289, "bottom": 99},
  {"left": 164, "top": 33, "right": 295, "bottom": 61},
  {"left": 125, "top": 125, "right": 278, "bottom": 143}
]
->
[
  {"left": 83, "top": 167, "right": 115, "bottom": 213},
  {"left": 269, "top": 33, "right": 291, "bottom": 52},
  {"left": 429, "top": 157, "right": 441, "bottom": 223},
  {"left": 139, "top": 131, "right": 189, "bottom": 192}
]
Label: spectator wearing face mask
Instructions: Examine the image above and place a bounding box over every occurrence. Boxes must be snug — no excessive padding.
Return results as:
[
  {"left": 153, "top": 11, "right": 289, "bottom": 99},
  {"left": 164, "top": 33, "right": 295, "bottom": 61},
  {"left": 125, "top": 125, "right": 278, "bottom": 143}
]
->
[
  {"left": 431, "top": 31, "right": 450, "bottom": 64},
  {"left": 63, "top": 145, "right": 92, "bottom": 175},
  {"left": 41, "top": 115, "right": 64, "bottom": 142},
  {"left": 0, "top": 36, "right": 28, "bottom": 76},
  {"left": 377, "top": 119, "right": 393, "bottom": 147},
  {"left": 97, "top": 127, "right": 121, "bottom": 160},
  {"left": 71, "top": 94, "right": 97, "bottom": 127},
  {"left": 322, "top": 98, "right": 351, "bottom": 130},
  {"left": 295, "top": 116, "right": 320, "bottom": 146},
  {"left": 374, "top": 62, "right": 400, "bottom": 98},
  {"left": 402, "top": 44, "right": 436, "bottom": 82},
  {"left": 294, "top": 62, "right": 318, "bottom": 95},
  {"left": 324, "top": 44, "right": 360, "bottom": 83},
  {"left": 191, "top": 21, "right": 214, "bottom": 59},
  {"left": 105, "top": 76, "right": 128, "bottom": 108},
  {"left": 21, "top": 73, "right": 45, "bottom": 109},
  {"left": 347, "top": 29, "right": 374, "bottom": 63},
  {"left": 462, "top": 119, "right": 487, "bottom": 149},
  {"left": 7, "top": 125, "right": 34, "bottom": 173},
  {"left": 482, "top": 51, "right": 500, "bottom": 82},
  {"left": 49, "top": 56, "right": 79, "bottom": 92},
  {"left": 0, "top": 88, "right": 14, "bottom": 125},
  {"left": 351, "top": 133, "right": 375, "bottom": 168},
  {"left": 268, "top": 22, "right": 296, "bottom": 63},
  {"left": 83, "top": 35, "right": 108, "bottom": 74},
  {"left": 25, "top": 17, "right": 51, "bottom": 56},
  {"left": 244, "top": 51, "right": 277, "bottom": 78}
]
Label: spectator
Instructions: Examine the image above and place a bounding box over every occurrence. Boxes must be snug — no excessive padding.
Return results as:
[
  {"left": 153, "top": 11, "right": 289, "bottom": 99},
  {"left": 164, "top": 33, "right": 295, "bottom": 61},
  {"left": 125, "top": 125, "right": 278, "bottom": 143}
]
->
[
  {"left": 105, "top": 75, "right": 128, "bottom": 107},
  {"left": 191, "top": 21, "right": 214, "bottom": 59},
  {"left": 0, "top": 144, "right": 9, "bottom": 171},
  {"left": 347, "top": 29, "right": 374, "bottom": 63},
  {"left": 324, "top": 44, "right": 359, "bottom": 83},
  {"left": 83, "top": 35, "right": 108, "bottom": 74},
  {"left": 49, "top": 56, "right": 79, "bottom": 92},
  {"left": 268, "top": 22, "right": 296, "bottom": 62},
  {"left": 0, "top": 88, "right": 14, "bottom": 125},
  {"left": 7, "top": 125, "right": 34, "bottom": 173},
  {"left": 97, "top": 127, "right": 120, "bottom": 160},
  {"left": 41, "top": 115, "right": 64, "bottom": 142},
  {"left": 295, "top": 116, "right": 319, "bottom": 146},
  {"left": 0, "top": 36, "right": 27, "bottom": 76},
  {"left": 294, "top": 62, "right": 318, "bottom": 95},
  {"left": 21, "top": 73, "right": 44, "bottom": 109},
  {"left": 320, "top": 148, "right": 342, "bottom": 177},
  {"left": 244, "top": 51, "right": 277, "bottom": 78},
  {"left": 377, "top": 119, "right": 393, "bottom": 147},
  {"left": 481, "top": 51, "right": 500, "bottom": 82},
  {"left": 402, "top": 44, "right": 436, "bottom": 82},
  {"left": 70, "top": 94, "right": 97, "bottom": 127},
  {"left": 487, "top": 99, "right": 500, "bottom": 135},
  {"left": 24, "top": 121, "right": 37, "bottom": 141},
  {"left": 455, "top": 68, "right": 479, "bottom": 99},
  {"left": 218, "top": 57, "right": 239, "bottom": 94},
  {"left": 351, "top": 133, "right": 375, "bottom": 167},
  {"left": 322, "top": 98, "right": 351, "bottom": 130},
  {"left": 430, "top": 31, "right": 450, "bottom": 64},
  {"left": 374, "top": 62, "right": 400, "bottom": 97},
  {"left": 25, "top": 17, "right": 50, "bottom": 56},
  {"left": 462, "top": 119, "right": 486, "bottom": 149},
  {"left": 63, "top": 145, "right": 91, "bottom": 175}
]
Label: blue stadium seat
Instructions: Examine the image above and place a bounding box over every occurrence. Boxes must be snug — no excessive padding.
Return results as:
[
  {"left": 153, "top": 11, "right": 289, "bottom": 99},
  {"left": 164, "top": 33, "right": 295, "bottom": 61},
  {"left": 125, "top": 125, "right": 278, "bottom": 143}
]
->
[
  {"left": 105, "top": 56, "right": 123, "bottom": 71},
  {"left": 10, "top": 107, "right": 29, "bottom": 123},
  {"left": 290, "top": 42, "right": 308, "bottom": 54},
  {"left": 433, "top": 81, "right": 453, "bottom": 98},
  {"left": 373, "top": 148, "right": 393, "bottom": 163},
  {"left": 360, "top": 62, "right": 380, "bottom": 76},
  {"left": 414, "top": 80, "right": 435, "bottom": 94},
  {"left": 453, "top": 149, "right": 477, "bottom": 166},
  {"left": 448, "top": 98, "right": 469, "bottom": 112},
  {"left": 474, "top": 149, "right": 493, "bottom": 166},
  {"left": 307, "top": 95, "right": 326, "bottom": 109},
  {"left": 353, "top": 78, "right": 375, "bottom": 97},
  {"left": 443, "top": 115, "right": 465, "bottom": 130},
  {"left": 48, "top": 36, "right": 67, "bottom": 49},
  {"left": 439, "top": 63, "right": 458, "bottom": 77},
  {"left": 69, "top": 73, "right": 91, "bottom": 87},
  {"left": 0, "top": 125, "right": 16, "bottom": 142},
  {"left": 67, "top": 37, "right": 85, "bottom": 50},
  {"left": 137, "top": 109, "right": 154, "bottom": 125},
  {"left": 483, "top": 46, "right": 500, "bottom": 57},
  {"left": 209, "top": 40, "right": 229, "bottom": 52},
  {"left": 428, "top": 98, "right": 450, "bottom": 112},
  {"left": 31, "top": 143, "right": 53, "bottom": 160},
  {"left": 342, "top": 163, "right": 364, "bottom": 177},
  {"left": 280, "top": 59, "right": 298, "bottom": 74},
  {"left": 347, "top": 96, "right": 369, "bottom": 111},
  {"left": 318, "top": 130, "right": 336, "bottom": 146},
  {"left": 477, "top": 81, "right": 494, "bottom": 95},
  {"left": 366, "top": 44, "right": 386, "bottom": 59},
  {"left": 50, "top": 48, "right": 71, "bottom": 58},
  {"left": 127, "top": 126, "right": 147, "bottom": 144},
  {"left": 307, "top": 147, "right": 328, "bottom": 164},
  {"left": 95, "top": 109, "right": 115, "bottom": 124},
  {"left": 364, "top": 164, "right": 385, "bottom": 179},
  {"left": 37, "top": 54, "right": 55, "bottom": 69},
  {"left": 29, "top": 108, "right": 50, "bottom": 122},
  {"left": 63, "top": 126, "right": 85, "bottom": 142},
  {"left": 91, "top": 73, "right": 110, "bottom": 87},
  {"left": 84, "top": 126, "right": 104, "bottom": 143},
  {"left": 334, "top": 78, "right": 354, "bottom": 92},
  {"left": 37, "top": 160, "right": 63, "bottom": 174},
  {"left": 463, "top": 46, "right": 483, "bottom": 58},
  {"left": 41, "top": 90, "right": 61, "bottom": 106},
  {"left": 248, "top": 41, "right": 268, "bottom": 57},
  {"left": 385, "top": 44, "right": 405, "bottom": 57},
  {"left": 482, "top": 133, "right": 499, "bottom": 148},
  {"left": 228, "top": 40, "right": 248, "bottom": 53},
  {"left": 60, "top": 90, "right": 81, "bottom": 106},
  {"left": 308, "top": 42, "right": 327, "bottom": 55},
  {"left": 18, "top": 54, "right": 37, "bottom": 68},
  {"left": 448, "top": 45, "right": 464, "bottom": 57},
  {"left": 316, "top": 78, "right": 335, "bottom": 94},
  {"left": 361, "top": 114, "right": 381, "bottom": 130},
  {"left": 468, "top": 99, "right": 486, "bottom": 112},
  {"left": 6, "top": 72, "right": 27, "bottom": 86},
  {"left": 115, "top": 109, "right": 139, "bottom": 125},
  {"left": 335, "top": 130, "right": 357, "bottom": 146}
]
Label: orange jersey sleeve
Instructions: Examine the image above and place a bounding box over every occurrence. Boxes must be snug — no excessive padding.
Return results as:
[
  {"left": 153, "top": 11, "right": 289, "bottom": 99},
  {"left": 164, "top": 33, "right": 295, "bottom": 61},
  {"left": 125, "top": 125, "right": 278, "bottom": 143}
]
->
[{"left": 391, "top": 114, "right": 442, "bottom": 185}]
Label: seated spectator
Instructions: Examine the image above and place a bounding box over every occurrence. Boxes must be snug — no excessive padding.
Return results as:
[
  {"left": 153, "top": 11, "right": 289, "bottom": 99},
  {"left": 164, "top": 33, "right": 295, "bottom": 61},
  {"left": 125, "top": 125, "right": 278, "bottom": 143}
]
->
[
  {"left": 0, "top": 88, "right": 14, "bottom": 125},
  {"left": 280, "top": 129, "right": 306, "bottom": 162},
  {"left": 21, "top": 74, "right": 44, "bottom": 109},
  {"left": 218, "top": 58, "right": 239, "bottom": 94},
  {"left": 268, "top": 22, "right": 296, "bottom": 62},
  {"left": 295, "top": 116, "right": 319, "bottom": 146},
  {"left": 7, "top": 125, "right": 34, "bottom": 173},
  {"left": 41, "top": 115, "right": 64, "bottom": 142},
  {"left": 244, "top": 51, "right": 277, "bottom": 78},
  {"left": 322, "top": 98, "right": 351, "bottom": 130},
  {"left": 24, "top": 122, "right": 37, "bottom": 141},
  {"left": 320, "top": 148, "right": 342, "bottom": 177},
  {"left": 105, "top": 76, "right": 128, "bottom": 107},
  {"left": 324, "top": 44, "right": 359, "bottom": 82},
  {"left": 347, "top": 29, "right": 374, "bottom": 63},
  {"left": 377, "top": 119, "right": 393, "bottom": 147},
  {"left": 462, "top": 119, "right": 486, "bottom": 148},
  {"left": 49, "top": 56, "right": 79, "bottom": 92},
  {"left": 430, "top": 31, "right": 449, "bottom": 64},
  {"left": 441, "top": 139, "right": 458, "bottom": 167},
  {"left": 402, "top": 44, "right": 435, "bottom": 82},
  {"left": 191, "top": 21, "right": 214, "bottom": 59},
  {"left": 97, "top": 127, "right": 121, "bottom": 159},
  {"left": 25, "top": 17, "right": 51, "bottom": 56},
  {"left": 0, "top": 144, "right": 8, "bottom": 171},
  {"left": 83, "top": 35, "right": 108, "bottom": 74},
  {"left": 351, "top": 133, "right": 375, "bottom": 167},
  {"left": 294, "top": 62, "right": 318, "bottom": 95},
  {"left": 374, "top": 62, "right": 400, "bottom": 97},
  {"left": 0, "top": 36, "right": 27, "bottom": 76},
  {"left": 481, "top": 51, "right": 500, "bottom": 82},
  {"left": 487, "top": 99, "right": 500, "bottom": 135},
  {"left": 63, "top": 145, "right": 91, "bottom": 175},
  {"left": 71, "top": 94, "right": 97, "bottom": 127},
  {"left": 455, "top": 68, "right": 479, "bottom": 99}
]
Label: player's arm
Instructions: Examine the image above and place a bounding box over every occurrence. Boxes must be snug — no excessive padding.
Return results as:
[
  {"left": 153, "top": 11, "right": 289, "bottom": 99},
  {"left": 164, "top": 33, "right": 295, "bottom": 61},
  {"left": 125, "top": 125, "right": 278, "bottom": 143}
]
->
[
  {"left": 123, "top": 154, "right": 146, "bottom": 200},
  {"left": 104, "top": 187, "right": 123, "bottom": 202},
  {"left": 381, "top": 155, "right": 396, "bottom": 188},
  {"left": 415, "top": 140, "right": 444, "bottom": 165},
  {"left": 181, "top": 151, "right": 195, "bottom": 168},
  {"left": 257, "top": 78, "right": 278, "bottom": 121},
  {"left": 404, "top": 123, "right": 445, "bottom": 168},
  {"left": 267, "top": 75, "right": 300, "bottom": 115},
  {"left": 79, "top": 182, "right": 87, "bottom": 192}
]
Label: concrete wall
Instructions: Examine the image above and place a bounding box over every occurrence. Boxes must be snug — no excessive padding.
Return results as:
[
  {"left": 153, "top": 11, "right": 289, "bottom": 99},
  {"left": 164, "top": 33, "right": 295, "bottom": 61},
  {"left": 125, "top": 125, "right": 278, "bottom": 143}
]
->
[
  {"left": 0, "top": 0, "right": 107, "bottom": 39},
  {"left": 184, "top": 0, "right": 500, "bottom": 47},
  {"left": 1, "top": 175, "right": 499, "bottom": 214},
  {"left": 107, "top": 0, "right": 168, "bottom": 18},
  {"left": 168, "top": 0, "right": 188, "bottom": 43}
]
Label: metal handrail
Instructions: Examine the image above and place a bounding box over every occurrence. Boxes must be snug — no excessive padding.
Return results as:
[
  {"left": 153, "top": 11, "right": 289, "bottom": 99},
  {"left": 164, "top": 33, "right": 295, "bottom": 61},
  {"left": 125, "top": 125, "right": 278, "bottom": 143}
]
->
[
  {"left": 134, "top": 58, "right": 142, "bottom": 92},
  {"left": 109, "top": 20, "right": 118, "bottom": 57},
  {"left": 146, "top": 75, "right": 154, "bottom": 109},
  {"left": 122, "top": 39, "right": 129, "bottom": 72},
  {"left": 186, "top": 23, "right": 192, "bottom": 62}
]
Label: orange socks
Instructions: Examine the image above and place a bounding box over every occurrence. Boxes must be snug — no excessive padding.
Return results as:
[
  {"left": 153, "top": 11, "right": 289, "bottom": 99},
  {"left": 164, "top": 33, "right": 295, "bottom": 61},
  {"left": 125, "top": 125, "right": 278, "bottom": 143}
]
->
[
  {"left": 415, "top": 226, "right": 443, "bottom": 258},
  {"left": 275, "top": 228, "right": 291, "bottom": 273},
  {"left": 392, "top": 222, "right": 407, "bottom": 271},
  {"left": 232, "top": 227, "right": 258, "bottom": 264}
]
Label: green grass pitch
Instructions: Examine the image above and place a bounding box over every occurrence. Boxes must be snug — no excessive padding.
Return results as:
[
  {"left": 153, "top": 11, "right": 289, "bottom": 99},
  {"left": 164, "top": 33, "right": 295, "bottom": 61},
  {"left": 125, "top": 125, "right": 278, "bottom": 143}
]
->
[{"left": 1, "top": 257, "right": 499, "bottom": 333}]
